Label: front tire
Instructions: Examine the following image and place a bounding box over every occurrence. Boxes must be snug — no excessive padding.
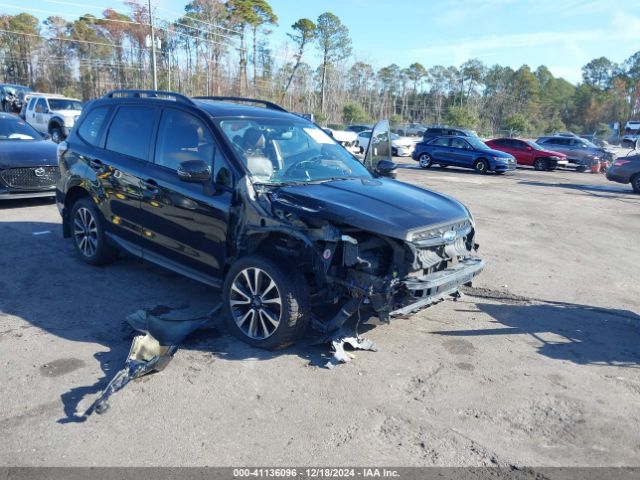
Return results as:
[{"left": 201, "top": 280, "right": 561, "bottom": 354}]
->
[
  {"left": 70, "top": 197, "right": 118, "bottom": 266},
  {"left": 222, "top": 255, "right": 310, "bottom": 350},
  {"left": 533, "top": 158, "right": 548, "bottom": 171},
  {"left": 418, "top": 153, "right": 432, "bottom": 169},
  {"left": 632, "top": 174, "right": 640, "bottom": 194},
  {"left": 474, "top": 159, "right": 489, "bottom": 174}
]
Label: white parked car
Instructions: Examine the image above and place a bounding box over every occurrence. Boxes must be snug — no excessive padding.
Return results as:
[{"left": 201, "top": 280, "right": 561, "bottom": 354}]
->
[
  {"left": 323, "top": 128, "right": 359, "bottom": 155},
  {"left": 358, "top": 131, "right": 415, "bottom": 156},
  {"left": 25, "top": 94, "right": 83, "bottom": 143}
]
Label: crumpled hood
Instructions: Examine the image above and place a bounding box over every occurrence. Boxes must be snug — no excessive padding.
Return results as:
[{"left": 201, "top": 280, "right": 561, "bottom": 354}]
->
[
  {"left": 0, "top": 140, "right": 58, "bottom": 168},
  {"left": 271, "top": 177, "right": 470, "bottom": 241}
]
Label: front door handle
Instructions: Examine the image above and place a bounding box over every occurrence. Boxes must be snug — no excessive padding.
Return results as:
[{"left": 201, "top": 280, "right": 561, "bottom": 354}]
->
[{"left": 142, "top": 179, "right": 159, "bottom": 193}]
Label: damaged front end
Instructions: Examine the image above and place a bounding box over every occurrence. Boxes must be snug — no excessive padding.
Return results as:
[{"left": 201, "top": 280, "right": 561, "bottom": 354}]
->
[{"left": 232, "top": 174, "right": 483, "bottom": 335}]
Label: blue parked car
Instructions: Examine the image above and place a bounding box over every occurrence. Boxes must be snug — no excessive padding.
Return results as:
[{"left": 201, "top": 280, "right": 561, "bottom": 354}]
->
[{"left": 412, "top": 135, "right": 517, "bottom": 174}]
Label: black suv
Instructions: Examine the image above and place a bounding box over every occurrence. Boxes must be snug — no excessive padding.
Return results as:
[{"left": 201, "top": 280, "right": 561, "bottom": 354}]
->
[
  {"left": 423, "top": 127, "right": 478, "bottom": 141},
  {"left": 57, "top": 90, "right": 483, "bottom": 349}
]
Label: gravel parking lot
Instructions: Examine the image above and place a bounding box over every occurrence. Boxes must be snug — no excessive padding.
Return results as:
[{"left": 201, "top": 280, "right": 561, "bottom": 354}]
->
[{"left": 1, "top": 160, "right": 639, "bottom": 467}]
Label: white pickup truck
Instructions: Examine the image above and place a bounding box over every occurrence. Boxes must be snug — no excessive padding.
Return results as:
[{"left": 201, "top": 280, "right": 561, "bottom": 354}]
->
[{"left": 25, "top": 94, "right": 83, "bottom": 143}]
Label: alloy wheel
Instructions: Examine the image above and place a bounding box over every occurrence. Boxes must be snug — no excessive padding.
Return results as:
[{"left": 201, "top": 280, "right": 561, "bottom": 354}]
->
[
  {"left": 419, "top": 154, "right": 431, "bottom": 168},
  {"left": 230, "top": 267, "right": 282, "bottom": 340},
  {"left": 73, "top": 207, "right": 98, "bottom": 257}
]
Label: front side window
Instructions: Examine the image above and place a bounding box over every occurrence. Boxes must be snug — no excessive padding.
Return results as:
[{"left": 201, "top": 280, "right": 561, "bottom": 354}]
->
[
  {"left": 450, "top": 138, "right": 468, "bottom": 149},
  {"left": 35, "top": 98, "right": 47, "bottom": 113},
  {"left": 78, "top": 106, "right": 110, "bottom": 146},
  {"left": 217, "top": 118, "right": 371, "bottom": 184},
  {"left": 106, "top": 106, "right": 156, "bottom": 160},
  {"left": 155, "top": 109, "right": 214, "bottom": 171}
]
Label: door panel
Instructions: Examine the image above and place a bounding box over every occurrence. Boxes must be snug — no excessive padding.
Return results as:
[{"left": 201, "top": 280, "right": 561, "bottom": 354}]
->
[
  {"left": 97, "top": 105, "right": 159, "bottom": 245},
  {"left": 140, "top": 164, "right": 231, "bottom": 280},
  {"left": 140, "top": 107, "right": 231, "bottom": 280}
]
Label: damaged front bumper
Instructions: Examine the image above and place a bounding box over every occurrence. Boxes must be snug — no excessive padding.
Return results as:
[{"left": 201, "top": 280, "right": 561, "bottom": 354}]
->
[{"left": 391, "top": 257, "right": 484, "bottom": 316}]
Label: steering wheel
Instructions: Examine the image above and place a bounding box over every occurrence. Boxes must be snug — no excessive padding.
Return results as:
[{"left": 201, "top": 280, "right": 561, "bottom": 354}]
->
[{"left": 283, "top": 155, "right": 325, "bottom": 179}]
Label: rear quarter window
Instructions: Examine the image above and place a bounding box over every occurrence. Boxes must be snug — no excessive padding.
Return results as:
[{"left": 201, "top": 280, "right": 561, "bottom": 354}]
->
[{"left": 77, "top": 106, "right": 110, "bottom": 147}]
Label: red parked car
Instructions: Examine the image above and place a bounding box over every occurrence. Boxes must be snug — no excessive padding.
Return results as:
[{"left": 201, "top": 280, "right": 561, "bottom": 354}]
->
[{"left": 485, "top": 138, "right": 569, "bottom": 171}]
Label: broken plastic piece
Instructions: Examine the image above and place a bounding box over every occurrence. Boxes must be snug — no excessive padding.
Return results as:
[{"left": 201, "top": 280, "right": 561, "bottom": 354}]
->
[
  {"left": 86, "top": 334, "right": 177, "bottom": 415},
  {"left": 324, "top": 327, "right": 379, "bottom": 369},
  {"left": 126, "top": 309, "right": 212, "bottom": 345}
]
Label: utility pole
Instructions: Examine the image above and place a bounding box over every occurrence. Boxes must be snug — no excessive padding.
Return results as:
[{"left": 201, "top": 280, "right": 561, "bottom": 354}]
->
[{"left": 148, "top": 0, "right": 158, "bottom": 90}]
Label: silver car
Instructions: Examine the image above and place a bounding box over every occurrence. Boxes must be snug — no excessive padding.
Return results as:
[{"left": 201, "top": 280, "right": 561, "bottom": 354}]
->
[{"left": 536, "top": 136, "right": 605, "bottom": 171}]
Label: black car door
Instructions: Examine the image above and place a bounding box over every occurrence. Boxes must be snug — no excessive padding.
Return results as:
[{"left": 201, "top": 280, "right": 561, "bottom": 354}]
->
[
  {"left": 139, "top": 106, "right": 233, "bottom": 286},
  {"left": 94, "top": 105, "right": 159, "bottom": 249}
]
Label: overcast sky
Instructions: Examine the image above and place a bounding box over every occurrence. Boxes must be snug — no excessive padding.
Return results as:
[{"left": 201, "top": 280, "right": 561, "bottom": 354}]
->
[{"left": 12, "top": 0, "right": 640, "bottom": 83}]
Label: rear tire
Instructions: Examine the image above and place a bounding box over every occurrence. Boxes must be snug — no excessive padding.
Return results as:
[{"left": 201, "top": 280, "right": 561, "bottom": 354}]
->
[
  {"left": 418, "top": 153, "right": 432, "bottom": 169},
  {"left": 533, "top": 158, "right": 548, "bottom": 171},
  {"left": 70, "top": 197, "right": 118, "bottom": 266},
  {"left": 474, "top": 159, "right": 489, "bottom": 174},
  {"left": 632, "top": 174, "right": 640, "bottom": 194},
  {"left": 222, "top": 255, "right": 310, "bottom": 350}
]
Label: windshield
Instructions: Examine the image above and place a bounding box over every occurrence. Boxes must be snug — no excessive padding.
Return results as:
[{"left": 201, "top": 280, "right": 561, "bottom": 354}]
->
[
  {"left": 466, "top": 137, "right": 489, "bottom": 150},
  {"left": 217, "top": 118, "right": 372, "bottom": 184},
  {"left": 48, "top": 99, "right": 82, "bottom": 111},
  {"left": 0, "top": 117, "right": 42, "bottom": 141}
]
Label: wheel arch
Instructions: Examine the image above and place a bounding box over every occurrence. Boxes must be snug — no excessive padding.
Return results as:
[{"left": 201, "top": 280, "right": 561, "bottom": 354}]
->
[
  {"left": 62, "top": 186, "right": 92, "bottom": 237},
  {"left": 48, "top": 117, "right": 63, "bottom": 133}
]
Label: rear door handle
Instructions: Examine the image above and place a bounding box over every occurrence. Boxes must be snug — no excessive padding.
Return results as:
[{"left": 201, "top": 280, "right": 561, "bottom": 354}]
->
[
  {"left": 142, "top": 179, "right": 159, "bottom": 193},
  {"left": 89, "top": 159, "right": 103, "bottom": 170}
]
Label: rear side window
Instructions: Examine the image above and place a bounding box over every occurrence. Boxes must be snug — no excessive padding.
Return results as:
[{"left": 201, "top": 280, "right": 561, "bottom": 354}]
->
[
  {"left": 106, "top": 106, "right": 156, "bottom": 160},
  {"left": 77, "top": 107, "right": 110, "bottom": 146},
  {"left": 432, "top": 137, "right": 449, "bottom": 146}
]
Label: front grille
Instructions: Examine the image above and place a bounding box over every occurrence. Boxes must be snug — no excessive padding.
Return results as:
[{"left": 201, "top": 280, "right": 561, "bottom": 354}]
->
[{"left": 0, "top": 166, "right": 59, "bottom": 190}]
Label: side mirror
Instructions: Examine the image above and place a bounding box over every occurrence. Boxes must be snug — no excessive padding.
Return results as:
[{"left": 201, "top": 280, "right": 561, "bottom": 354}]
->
[
  {"left": 177, "top": 160, "right": 211, "bottom": 183},
  {"left": 526, "top": 146, "right": 532, "bottom": 151},
  {"left": 375, "top": 159, "right": 397, "bottom": 179}
]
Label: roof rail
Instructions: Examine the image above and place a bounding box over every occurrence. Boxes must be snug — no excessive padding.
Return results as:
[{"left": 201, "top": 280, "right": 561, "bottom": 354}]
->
[
  {"left": 193, "top": 96, "right": 288, "bottom": 112},
  {"left": 103, "top": 89, "right": 195, "bottom": 105}
]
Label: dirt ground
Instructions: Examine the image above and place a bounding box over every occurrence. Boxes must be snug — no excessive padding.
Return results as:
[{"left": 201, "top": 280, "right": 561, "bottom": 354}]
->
[{"left": 1, "top": 160, "right": 639, "bottom": 467}]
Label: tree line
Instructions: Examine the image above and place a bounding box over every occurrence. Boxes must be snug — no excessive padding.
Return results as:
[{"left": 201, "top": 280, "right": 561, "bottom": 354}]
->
[{"left": 1, "top": 0, "right": 639, "bottom": 137}]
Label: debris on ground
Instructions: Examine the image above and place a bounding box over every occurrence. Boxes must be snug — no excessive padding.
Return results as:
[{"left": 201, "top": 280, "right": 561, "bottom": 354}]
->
[
  {"left": 324, "top": 329, "right": 379, "bottom": 369},
  {"left": 86, "top": 307, "right": 217, "bottom": 416},
  {"left": 86, "top": 333, "right": 176, "bottom": 415}
]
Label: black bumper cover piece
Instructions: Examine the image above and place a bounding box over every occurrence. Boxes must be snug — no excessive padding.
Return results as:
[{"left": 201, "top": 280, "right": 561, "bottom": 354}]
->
[{"left": 391, "top": 257, "right": 484, "bottom": 317}]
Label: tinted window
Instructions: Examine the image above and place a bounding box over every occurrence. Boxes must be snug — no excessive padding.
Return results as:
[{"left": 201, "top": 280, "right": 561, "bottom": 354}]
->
[
  {"left": 360, "top": 131, "right": 371, "bottom": 138},
  {"left": 510, "top": 139, "right": 525, "bottom": 148},
  {"left": 78, "top": 106, "right": 110, "bottom": 146},
  {"left": 432, "top": 137, "right": 449, "bottom": 146},
  {"left": 28, "top": 97, "right": 36, "bottom": 110},
  {"left": 426, "top": 129, "right": 442, "bottom": 136},
  {"left": 106, "top": 106, "right": 156, "bottom": 160},
  {"left": 450, "top": 138, "right": 468, "bottom": 149},
  {"left": 155, "top": 109, "right": 214, "bottom": 171}
]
